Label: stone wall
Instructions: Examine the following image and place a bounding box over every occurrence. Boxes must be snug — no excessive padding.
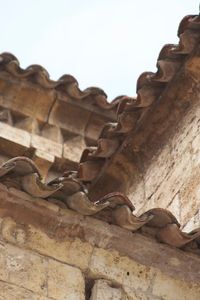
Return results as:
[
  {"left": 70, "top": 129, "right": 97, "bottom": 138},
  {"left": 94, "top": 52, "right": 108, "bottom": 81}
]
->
[
  {"left": 0, "top": 241, "right": 85, "bottom": 300},
  {"left": 130, "top": 102, "right": 200, "bottom": 231},
  {"left": 0, "top": 188, "right": 200, "bottom": 300},
  {"left": 1, "top": 217, "right": 200, "bottom": 300}
]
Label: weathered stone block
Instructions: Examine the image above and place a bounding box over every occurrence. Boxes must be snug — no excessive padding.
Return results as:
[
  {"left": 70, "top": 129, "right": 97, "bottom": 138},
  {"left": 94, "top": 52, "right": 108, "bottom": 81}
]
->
[
  {"left": 167, "top": 193, "right": 181, "bottom": 223},
  {"left": 182, "top": 210, "right": 200, "bottom": 232},
  {"left": 31, "top": 134, "right": 62, "bottom": 158},
  {"left": 134, "top": 104, "right": 200, "bottom": 230},
  {"left": 90, "top": 279, "right": 128, "bottom": 300},
  {"left": 0, "top": 243, "right": 9, "bottom": 281},
  {"left": 1, "top": 217, "right": 93, "bottom": 272},
  {"left": 47, "top": 259, "right": 85, "bottom": 300},
  {"left": 0, "top": 77, "right": 55, "bottom": 122},
  {"left": 88, "top": 248, "right": 154, "bottom": 291},
  {"left": 152, "top": 271, "right": 200, "bottom": 300},
  {"left": 0, "top": 242, "right": 47, "bottom": 295},
  {"left": 0, "top": 281, "right": 50, "bottom": 300},
  {"left": 0, "top": 122, "right": 31, "bottom": 148},
  {"left": 49, "top": 100, "right": 91, "bottom": 135}
]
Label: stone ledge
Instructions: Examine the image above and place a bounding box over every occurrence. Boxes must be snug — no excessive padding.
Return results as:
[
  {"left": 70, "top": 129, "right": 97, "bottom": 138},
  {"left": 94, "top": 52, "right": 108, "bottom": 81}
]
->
[{"left": 0, "top": 184, "right": 200, "bottom": 286}]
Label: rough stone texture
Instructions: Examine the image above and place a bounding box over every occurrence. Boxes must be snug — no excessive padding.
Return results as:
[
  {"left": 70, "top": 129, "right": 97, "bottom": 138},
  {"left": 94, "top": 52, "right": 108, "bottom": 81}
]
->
[
  {"left": 0, "top": 77, "right": 55, "bottom": 122},
  {"left": 31, "top": 134, "right": 63, "bottom": 158},
  {"left": 0, "top": 240, "right": 85, "bottom": 300},
  {"left": 90, "top": 280, "right": 128, "bottom": 300},
  {"left": 0, "top": 281, "right": 50, "bottom": 300},
  {"left": 88, "top": 248, "right": 154, "bottom": 291},
  {"left": 49, "top": 100, "right": 91, "bottom": 136},
  {"left": 48, "top": 259, "right": 85, "bottom": 300},
  {"left": 63, "top": 136, "right": 86, "bottom": 163},
  {"left": 131, "top": 103, "right": 200, "bottom": 229},
  {"left": 152, "top": 270, "right": 200, "bottom": 300},
  {"left": 1, "top": 189, "right": 200, "bottom": 299},
  {"left": 3, "top": 226, "right": 199, "bottom": 300},
  {"left": 1, "top": 190, "right": 200, "bottom": 284},
  {"left": 0, "top": 121, "right": 31, "bottom": 148},
  {"left": 1, "top": 217, "right": 93, "bottom": 272}
]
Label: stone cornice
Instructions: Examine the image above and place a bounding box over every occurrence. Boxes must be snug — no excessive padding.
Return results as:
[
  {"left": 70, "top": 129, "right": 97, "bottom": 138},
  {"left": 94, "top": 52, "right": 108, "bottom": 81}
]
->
[{"left": 0, "top": 183, "right": 200, "bottom": 285}]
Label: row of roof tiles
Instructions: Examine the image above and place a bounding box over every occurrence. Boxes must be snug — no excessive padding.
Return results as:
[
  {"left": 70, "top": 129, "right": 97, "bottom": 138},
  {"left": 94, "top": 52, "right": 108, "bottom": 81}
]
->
[
  {"left": 1, "top": 15, "right": 200, "bottom": 186},
  {"left": 1, "top": 15, "right": 200, "bottom": 256},
  {"left": 0, "top": 52, "right": 121, "bottom": 112},
  {"left": 0, "top": 156, "right": 200, "bottom": 255},
  {"left": 77, "top": 14, "right": 200, "bottom": 184}
]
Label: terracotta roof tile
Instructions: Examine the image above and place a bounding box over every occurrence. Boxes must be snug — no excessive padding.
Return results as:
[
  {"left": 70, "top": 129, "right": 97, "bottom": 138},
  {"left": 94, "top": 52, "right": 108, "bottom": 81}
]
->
[
  {"left": 75, "top": 14, "right": 200, "bottom": 186},
  {"left": 1, "top": 15, "right": 200, "bottom": 187},
  {"left": 0, "top": 15, "right": 200, "bottom": 256},
  {"left": 0, "top": 52, "right": 121, "bottom": 111},
  {"left": 0, "top": 156, "right": 200, "bottom": 255}
]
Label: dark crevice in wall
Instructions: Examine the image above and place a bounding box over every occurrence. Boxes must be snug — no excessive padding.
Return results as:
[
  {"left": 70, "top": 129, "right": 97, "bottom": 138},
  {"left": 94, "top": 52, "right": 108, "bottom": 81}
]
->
[{"left": 85, "top": 278, "right": 95, "bottom": 300}]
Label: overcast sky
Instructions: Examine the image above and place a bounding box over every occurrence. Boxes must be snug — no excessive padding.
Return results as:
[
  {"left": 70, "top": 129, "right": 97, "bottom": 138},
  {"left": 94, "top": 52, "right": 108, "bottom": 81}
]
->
[{"left": 0, "top": 1, "right": 198, "bottom": 99}]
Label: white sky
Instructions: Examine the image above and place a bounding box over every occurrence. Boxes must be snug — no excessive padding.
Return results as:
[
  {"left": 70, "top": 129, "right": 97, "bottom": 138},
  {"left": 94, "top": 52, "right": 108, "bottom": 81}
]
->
[{"left": 0, "top": 0, "right": 198, "bottom": 99}]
